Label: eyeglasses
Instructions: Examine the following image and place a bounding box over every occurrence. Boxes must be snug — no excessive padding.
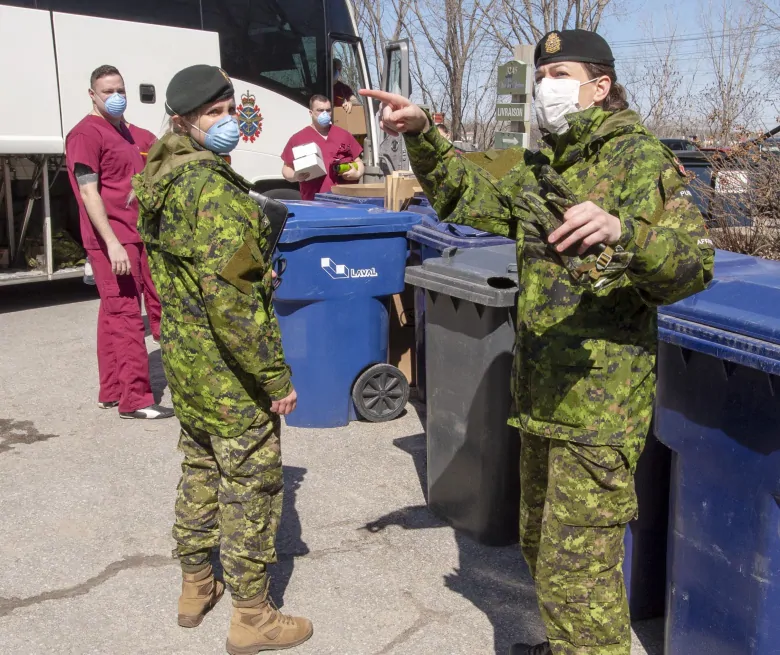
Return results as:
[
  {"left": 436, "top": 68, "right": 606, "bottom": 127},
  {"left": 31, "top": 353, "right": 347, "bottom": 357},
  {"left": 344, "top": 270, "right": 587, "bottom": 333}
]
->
[{"left": 272, "top": 256, "right": 287, "bottom": 290}]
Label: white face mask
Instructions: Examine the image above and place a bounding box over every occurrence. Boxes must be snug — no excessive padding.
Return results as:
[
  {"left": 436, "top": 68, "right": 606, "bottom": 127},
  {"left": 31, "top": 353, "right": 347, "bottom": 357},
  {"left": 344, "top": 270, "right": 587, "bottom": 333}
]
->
[{"left": 534, "top": 77, "right": 598, "bottom": 135}]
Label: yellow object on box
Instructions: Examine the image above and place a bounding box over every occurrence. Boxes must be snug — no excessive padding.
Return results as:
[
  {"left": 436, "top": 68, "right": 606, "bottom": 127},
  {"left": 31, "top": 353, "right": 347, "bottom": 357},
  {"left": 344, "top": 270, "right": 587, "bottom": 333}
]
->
[{"left": 336, "top": 162, "right": 359, "bottom": 175}]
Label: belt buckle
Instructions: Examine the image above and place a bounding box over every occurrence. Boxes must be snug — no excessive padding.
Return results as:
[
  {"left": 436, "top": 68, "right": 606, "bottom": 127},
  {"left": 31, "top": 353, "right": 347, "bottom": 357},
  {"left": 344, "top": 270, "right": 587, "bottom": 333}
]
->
[{"left": 595, "top": 247, "right": 614, "bottom": 271}]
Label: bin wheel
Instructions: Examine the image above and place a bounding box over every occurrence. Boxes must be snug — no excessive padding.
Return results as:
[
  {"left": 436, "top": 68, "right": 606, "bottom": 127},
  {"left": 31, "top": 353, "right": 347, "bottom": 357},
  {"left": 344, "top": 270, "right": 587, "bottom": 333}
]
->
[{"left": 352, "top": 364, "right": 410, "bottom": 423}]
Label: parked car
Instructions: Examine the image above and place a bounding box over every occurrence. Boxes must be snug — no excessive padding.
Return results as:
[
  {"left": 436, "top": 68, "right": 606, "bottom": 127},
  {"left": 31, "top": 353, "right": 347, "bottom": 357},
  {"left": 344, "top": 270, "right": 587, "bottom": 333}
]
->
[{"left": 661, "top": 138, "right": 701, "bottom": 152}]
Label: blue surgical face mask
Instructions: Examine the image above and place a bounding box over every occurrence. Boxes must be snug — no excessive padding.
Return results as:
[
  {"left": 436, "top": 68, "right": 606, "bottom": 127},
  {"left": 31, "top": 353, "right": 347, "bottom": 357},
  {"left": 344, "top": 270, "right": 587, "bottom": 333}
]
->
[
  {"left": 97, "top": 92, "right": 127, "bottom": 118},
  {"left": 191, "top": 115, "right": 241, "bottom": 154},
  {"left": 317, "top": 111, "right": 332, "bottom": 127}
]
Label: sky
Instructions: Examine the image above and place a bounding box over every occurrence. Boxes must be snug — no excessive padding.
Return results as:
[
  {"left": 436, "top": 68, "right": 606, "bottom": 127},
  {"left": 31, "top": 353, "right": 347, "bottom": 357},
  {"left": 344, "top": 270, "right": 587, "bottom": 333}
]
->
[{"left": 598, "top": 0, "right": 779, "bottom": 129}]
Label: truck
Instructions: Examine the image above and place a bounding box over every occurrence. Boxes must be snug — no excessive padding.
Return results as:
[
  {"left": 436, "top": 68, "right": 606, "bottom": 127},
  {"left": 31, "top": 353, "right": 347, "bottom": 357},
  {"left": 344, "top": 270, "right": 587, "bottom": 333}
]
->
[{"left": 0, "top": 0, "right": 412, "bottom": 285}]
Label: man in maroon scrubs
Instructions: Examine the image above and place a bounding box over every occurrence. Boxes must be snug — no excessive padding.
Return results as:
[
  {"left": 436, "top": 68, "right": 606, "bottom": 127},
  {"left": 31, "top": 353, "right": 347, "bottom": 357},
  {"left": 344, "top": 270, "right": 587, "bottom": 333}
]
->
[
  {"left": 65, "top": 65, "right": 173, "bottom": 420},
  {"left": 281, "top": 94, "right": 364, "bottom": 200}
]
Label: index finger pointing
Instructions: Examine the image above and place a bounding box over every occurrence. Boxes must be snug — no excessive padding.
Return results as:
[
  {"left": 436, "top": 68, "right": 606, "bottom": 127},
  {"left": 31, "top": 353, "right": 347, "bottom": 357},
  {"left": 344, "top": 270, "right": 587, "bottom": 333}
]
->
[{"left": 359, "top": 89, "right": 410, "bottom": 107}]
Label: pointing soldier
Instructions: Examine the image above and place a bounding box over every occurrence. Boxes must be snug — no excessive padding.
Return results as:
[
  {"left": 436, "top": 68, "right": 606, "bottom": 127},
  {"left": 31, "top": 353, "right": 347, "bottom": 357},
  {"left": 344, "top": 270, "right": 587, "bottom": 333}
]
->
[
  {"left": 133, "top": 65, "right": 312, "bottom": 654},
  {"left": 362, "top": 29, "right": 714, "bottom": 655}
]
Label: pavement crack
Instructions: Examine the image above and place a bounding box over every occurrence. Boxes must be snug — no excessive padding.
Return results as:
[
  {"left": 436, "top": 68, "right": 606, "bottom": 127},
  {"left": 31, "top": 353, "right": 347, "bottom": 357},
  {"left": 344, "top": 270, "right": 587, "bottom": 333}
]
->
[
  {"left": 277, "top": 534, "right": 388, "bottom": 562},
  {"left": 0, "top": 418, "right": 58, "bottom": 455},
  {"left": 372, "top": 591, "right": 452, "bottom": 654},
  {"left": 0, "top": 554, "right": 173, "bottom": 617}
]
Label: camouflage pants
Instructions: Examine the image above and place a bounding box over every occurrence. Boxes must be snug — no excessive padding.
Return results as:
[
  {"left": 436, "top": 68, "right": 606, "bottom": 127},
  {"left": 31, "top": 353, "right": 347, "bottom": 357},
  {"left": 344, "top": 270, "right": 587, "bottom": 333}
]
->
[
  {"left": 173, "top": 413, "right": 283, "bottom": 600},
  {"left": 519, "top": 432, "right": 644, "bottom": 655}
]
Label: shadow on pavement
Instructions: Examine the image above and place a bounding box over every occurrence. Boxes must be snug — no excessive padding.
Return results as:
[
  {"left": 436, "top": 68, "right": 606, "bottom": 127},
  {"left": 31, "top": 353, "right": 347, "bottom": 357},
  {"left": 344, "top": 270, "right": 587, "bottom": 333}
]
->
[
  {"left": 364, "top": 434, "right": 541, "bottom": 654},
  {"left": 632, "top": 617, "right": 665, "bottom": 655},
  {"left": 147, "top": 349, "right": 168, "bottom": 405},
  {"left": 0, "top": 278, "right": 97, "bottom": 314},
  {"left": 270, "top": 465, "right": 309, "bottom": 607}
]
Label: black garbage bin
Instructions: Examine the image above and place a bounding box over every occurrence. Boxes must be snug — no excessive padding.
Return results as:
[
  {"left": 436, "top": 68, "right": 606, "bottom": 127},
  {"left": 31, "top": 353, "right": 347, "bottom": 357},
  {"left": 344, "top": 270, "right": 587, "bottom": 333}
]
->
[{"left": 405, "top": 244, "right": 520, "bottom": 546}]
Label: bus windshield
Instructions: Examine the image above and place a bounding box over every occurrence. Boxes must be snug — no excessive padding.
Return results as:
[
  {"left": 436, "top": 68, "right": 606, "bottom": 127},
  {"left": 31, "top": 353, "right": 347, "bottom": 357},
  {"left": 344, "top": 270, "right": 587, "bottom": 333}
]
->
[{"left": 12, "top": 0, "right": 328, "bottom": 104}]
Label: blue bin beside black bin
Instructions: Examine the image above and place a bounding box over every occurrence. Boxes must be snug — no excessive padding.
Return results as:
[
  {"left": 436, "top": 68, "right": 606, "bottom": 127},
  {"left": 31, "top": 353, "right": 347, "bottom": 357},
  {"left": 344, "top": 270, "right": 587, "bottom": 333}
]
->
[
  {"left": 656, "top": 249, "right": 780, "bottom": 654},
  {"left": 273, "top": 201, "right": 421, "bottom": 428},
  {"left": 407, "top": 223, "right": 514, "bottom": 403}
]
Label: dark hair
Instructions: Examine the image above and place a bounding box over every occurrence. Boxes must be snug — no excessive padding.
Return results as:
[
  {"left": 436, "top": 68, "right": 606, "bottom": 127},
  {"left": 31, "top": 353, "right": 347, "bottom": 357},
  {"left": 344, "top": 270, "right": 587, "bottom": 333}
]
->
[
  {"left": 333, "top": 58, "right": 343, "bottom": 68},
  {"left": 309, "top": 94, "right": 331, "bottom": 110},
  {"left": 90, "top": 65, "right": 122, "bottom": 88},
  {"left": 583, "top": 63, "right": 628, "bottom": 112}
]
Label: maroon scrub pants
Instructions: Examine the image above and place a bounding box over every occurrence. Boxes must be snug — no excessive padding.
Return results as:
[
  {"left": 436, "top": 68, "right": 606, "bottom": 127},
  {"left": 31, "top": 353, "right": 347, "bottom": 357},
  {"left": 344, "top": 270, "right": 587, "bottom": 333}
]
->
[{"left": 88, "top": 242, "right": 161, "bottom": 413}]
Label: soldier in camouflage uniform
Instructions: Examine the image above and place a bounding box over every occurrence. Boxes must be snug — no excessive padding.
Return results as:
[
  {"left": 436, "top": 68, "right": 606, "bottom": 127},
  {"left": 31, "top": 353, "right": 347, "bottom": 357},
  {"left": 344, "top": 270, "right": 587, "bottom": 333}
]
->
[
  {"left": 132, "top": 65, "right": 313, "bottom": 654},
  {"left": 362, "top": 29, "right": 714, "bottom": 655}
]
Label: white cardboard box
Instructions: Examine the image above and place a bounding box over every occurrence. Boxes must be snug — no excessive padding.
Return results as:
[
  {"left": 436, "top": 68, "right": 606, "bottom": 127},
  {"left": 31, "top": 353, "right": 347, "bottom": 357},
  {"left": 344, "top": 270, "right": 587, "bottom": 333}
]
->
[
  {"left": 292, "top": 142, "right": 323, "bottom": 160},
  {"left": 293, "top": 153, "right": 326, "bottom": 180}
]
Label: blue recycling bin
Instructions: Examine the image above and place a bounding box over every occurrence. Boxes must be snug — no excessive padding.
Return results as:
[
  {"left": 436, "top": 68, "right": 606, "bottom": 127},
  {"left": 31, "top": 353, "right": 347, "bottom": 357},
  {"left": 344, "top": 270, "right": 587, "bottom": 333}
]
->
[
  {"left": 314, "top": 192, "right": 386, "bottom": 207},
  {"left": 273, "top": 201, "right": 422, "bottom": 428},
  {"left": 656, "top": 249, "right": 780, "bottom": 654},
  {"left": 407, "top": 223, "right": 514, "bottom": 403}
]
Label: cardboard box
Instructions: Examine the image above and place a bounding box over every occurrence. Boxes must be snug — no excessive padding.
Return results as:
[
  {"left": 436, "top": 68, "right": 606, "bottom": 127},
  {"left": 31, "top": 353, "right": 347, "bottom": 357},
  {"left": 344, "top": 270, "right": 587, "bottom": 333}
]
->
[
  {"left": 333, "top": 106, "right": 367, "bottom": 136},
  {"left": 388, "top": 285, "right": 417, "bottom": 388},
  {"left": 292, "top": 142, "right": 323, "bottom": 160},
  {"left": 330, "top": 183, "right": 387, "bottom": 197},
  {"left": 293, "top": 153, "right": 326, "bottom": 180},
  {"left": 385, "top": 171, "right": 423, "bottom": 212}
]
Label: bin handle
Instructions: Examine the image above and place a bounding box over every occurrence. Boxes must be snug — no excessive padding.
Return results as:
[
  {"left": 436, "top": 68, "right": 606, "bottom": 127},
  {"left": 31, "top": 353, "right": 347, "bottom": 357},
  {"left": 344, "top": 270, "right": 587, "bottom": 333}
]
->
[
  {"left": 444, "top": 223, "right": 491, "bottom": 238},
  {"left": 442, "top": 246, "right": 459, "bottom": 259}
]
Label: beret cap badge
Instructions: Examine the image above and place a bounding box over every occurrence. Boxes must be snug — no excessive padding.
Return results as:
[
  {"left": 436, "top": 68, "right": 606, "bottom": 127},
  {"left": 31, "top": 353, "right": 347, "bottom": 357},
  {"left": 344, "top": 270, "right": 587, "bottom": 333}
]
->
[{"left": 545, "top": 33, "right": 562, "bottom": 54}]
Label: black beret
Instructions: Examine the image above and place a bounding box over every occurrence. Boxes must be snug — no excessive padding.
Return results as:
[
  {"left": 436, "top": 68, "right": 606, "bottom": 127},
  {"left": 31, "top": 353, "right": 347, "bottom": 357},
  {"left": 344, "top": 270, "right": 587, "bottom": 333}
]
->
[
  {"left": 534, "top": 29, "right": 615, "bottom": 68},
  {"left": 165, "top": 65, "right": 234, "bottom": 116}
]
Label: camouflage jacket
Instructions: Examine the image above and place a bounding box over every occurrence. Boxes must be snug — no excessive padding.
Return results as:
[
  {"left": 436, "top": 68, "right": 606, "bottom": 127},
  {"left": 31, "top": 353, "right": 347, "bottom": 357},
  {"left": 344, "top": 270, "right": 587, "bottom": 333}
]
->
[
  {"left": 405, "top": 108, "right": 715, "bottom": 446},
  {"left": 132, "top": 134, "right": 291, "bottom": 437}
]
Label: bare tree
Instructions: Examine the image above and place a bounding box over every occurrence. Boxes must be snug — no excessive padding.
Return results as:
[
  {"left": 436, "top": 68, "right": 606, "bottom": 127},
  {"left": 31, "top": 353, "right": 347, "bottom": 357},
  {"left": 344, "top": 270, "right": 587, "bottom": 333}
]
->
[
  {"left": 697, "top": 0, "right": 766, "bottom": 144},
  {"left": 350, "top": 0, "right": 411, "bottom": 88},
  {"left": 494, "top": 0, "right": 621, "bottom": 53},
  {"left": 407, "top": 0, "right": 499, "bottom": 140},
  {"left": 620, "top": 13, "right": 699, "bottom": 137}
]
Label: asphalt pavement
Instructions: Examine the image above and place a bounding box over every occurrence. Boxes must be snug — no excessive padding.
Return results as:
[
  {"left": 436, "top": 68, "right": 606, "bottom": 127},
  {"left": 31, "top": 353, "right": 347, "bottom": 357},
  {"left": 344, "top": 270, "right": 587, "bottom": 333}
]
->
[{"left": 0, "top": 280, "right": 662, "bottom": 654}]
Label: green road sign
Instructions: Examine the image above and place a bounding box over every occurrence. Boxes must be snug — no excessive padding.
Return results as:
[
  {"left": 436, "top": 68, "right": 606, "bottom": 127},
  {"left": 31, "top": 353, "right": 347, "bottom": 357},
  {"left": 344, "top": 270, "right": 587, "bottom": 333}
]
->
[
  {"left": 497, "top": 60, "right": 527, "bottom": 96},
  {"left": 494, "top": 131, "right": 524, "bottom": 149},
  {"left": 496, "top": 103, "right": 527, "bottom": 121}
]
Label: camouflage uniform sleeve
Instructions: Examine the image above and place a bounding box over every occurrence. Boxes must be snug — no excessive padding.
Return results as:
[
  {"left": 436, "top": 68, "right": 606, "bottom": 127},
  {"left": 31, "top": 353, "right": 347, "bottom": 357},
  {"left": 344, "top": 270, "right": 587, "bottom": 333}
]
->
[
  {"left": 194, "top": 176, "right": 292, "bottom": 401},
  {"left": 615, "top": 141, "right": 715, "bottom": 306},
  {"left": 403, "top": 118, "right": 517, "bottom": 237}
]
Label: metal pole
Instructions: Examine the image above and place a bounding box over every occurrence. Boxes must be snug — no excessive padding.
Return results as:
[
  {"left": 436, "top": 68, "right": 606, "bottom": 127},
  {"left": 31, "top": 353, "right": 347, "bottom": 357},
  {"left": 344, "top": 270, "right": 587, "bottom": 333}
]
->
[
  {"left": 14, "top": 157, "right": 43, "bottom": 266},
  {"left": 3, "top": 158, "right": 14, "bottom": 261},
  {"left": 42, "top": 158, "right": 53, "bottom": 277}
]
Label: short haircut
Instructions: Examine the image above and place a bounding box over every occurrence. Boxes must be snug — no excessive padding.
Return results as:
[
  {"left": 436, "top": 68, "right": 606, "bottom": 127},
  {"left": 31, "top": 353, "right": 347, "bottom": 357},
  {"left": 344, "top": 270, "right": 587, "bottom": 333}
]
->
[
  {"left": 309, "top": 94, "right": 331, "bottom": 109},
  {"left": 90, "top": 65, "right": 122, "bottom": 88},
  {"left": 333, "top": 58, "right": 343, "bottom": 68}
]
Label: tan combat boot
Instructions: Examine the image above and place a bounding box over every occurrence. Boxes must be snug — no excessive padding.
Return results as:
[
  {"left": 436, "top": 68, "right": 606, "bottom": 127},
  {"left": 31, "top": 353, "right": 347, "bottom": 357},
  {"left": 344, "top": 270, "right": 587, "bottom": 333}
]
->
[
  {"left": 178, "top": 563, "right": 225, "bottom": 628},
  {"left": 226, "top": 594, "right": 313, "bottom": 654}
]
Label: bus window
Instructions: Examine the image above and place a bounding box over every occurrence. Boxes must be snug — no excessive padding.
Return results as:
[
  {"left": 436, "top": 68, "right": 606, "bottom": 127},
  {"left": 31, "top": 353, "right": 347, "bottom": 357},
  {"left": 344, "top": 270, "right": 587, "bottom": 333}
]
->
[
  {"left": 2, "top": 1, "right": 39, "bottom": 8},
  {"left": 331, "top": 41, "right": 365, "bottom": 109},
  {"left": 38, "top": 0, "right": 201, "bottom": 29},
  {"left": 201, "top": 0, "right": 327, "bottom": 106}
]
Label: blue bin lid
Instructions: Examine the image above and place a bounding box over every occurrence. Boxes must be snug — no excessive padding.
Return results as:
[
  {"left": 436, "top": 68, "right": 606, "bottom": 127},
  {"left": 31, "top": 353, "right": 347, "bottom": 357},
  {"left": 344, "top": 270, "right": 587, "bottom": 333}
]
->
[
  {"left": 314, "top": 192, "right": 386, "bottom": 207},
  {"left": 407, "top": 222, "right": 514, "bottom": 250},
  {"left": 658, "top": 249, "right": 780, "bottom": 373},
  {"left": 279, "top": 200, "right": 422, "bottom": 244}
]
